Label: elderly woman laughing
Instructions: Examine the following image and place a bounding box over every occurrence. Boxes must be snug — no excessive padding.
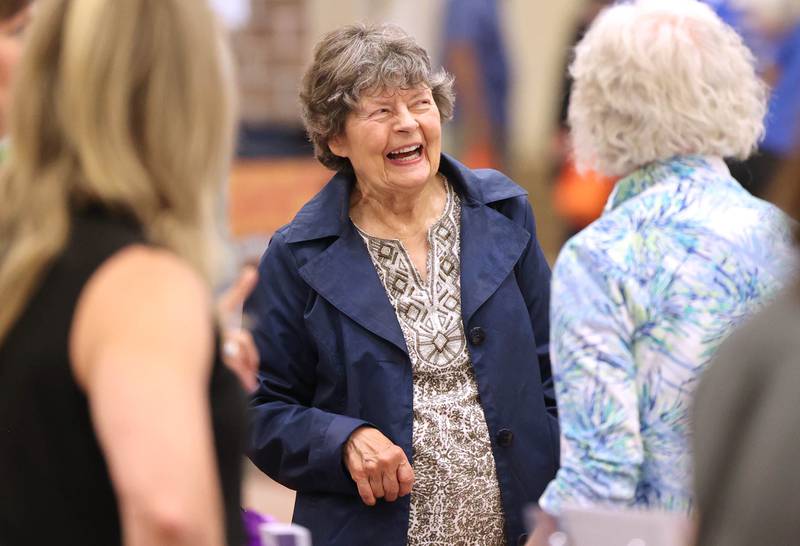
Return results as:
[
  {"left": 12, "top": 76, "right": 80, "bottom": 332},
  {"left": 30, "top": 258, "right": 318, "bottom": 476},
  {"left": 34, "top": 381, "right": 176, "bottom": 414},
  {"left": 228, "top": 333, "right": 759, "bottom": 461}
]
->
[{"left": 246, "top": 23, "right": 558, "bottom": 546}]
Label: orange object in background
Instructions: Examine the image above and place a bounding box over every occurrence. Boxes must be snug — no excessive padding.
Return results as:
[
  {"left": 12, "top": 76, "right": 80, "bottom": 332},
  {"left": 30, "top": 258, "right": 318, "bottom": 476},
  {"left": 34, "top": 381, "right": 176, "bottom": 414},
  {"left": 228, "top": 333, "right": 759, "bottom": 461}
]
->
[
  {"left": 228, "top": 158, "right": 329, "bottom": 238},
  {"left": 461, "top": 142, "right": 503, "bottom": 170},
  {"left": 553, "top": 159, "right": 616, "bottom": 230}
]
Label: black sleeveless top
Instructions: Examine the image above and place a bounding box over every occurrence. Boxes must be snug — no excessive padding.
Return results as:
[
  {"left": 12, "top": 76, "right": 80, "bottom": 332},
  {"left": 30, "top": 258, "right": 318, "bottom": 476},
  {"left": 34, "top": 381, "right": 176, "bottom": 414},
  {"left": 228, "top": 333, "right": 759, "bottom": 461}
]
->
[{"left": 0, "top": 208, "right": 246, "bottom": 545}]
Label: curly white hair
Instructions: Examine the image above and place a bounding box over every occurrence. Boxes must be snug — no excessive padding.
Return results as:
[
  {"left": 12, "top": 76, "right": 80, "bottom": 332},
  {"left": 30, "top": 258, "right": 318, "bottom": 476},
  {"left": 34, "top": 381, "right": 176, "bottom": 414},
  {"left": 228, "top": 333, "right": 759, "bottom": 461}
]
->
[{"left": 569, "top": 0, "right": 767, "bottom": 177}]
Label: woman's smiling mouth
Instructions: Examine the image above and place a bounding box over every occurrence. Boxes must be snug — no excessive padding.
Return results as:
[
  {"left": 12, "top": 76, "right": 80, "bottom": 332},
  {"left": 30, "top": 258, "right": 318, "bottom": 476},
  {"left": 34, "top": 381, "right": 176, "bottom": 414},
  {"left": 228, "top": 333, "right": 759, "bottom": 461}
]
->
[{"left": 386, "top": 144, "right": 424, "bottom": 164}]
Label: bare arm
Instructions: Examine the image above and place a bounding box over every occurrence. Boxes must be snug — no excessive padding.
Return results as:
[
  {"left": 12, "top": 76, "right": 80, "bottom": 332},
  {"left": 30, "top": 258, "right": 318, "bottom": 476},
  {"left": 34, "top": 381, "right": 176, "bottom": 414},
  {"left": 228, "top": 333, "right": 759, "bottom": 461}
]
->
[{"left": 70, "top": 246, "right": 225, "bottom": 546}]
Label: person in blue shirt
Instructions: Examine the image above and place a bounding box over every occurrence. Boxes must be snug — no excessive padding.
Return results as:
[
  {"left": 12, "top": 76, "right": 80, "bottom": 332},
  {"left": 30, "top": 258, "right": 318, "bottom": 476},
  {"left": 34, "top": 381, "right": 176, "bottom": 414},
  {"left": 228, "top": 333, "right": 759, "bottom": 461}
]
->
[
  {"left": 442, "top": 0, "right": 510, "bottom": 168},
  {"left": 706, "top": 0, "right": 800, "bottom": 196}
]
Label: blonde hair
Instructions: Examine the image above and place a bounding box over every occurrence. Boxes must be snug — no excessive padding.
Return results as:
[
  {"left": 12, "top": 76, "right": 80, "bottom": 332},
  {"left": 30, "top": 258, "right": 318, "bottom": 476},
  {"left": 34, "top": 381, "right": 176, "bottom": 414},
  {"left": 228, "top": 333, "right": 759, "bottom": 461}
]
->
[
  {"left": 0, "top": 0, "right": 235, "bottom": 341},
  {"left": 569, "top": 0, "right": 767, "bottom": 177},
  {"left": 0, "top": 0, "right": 31, "bottom": 21}
]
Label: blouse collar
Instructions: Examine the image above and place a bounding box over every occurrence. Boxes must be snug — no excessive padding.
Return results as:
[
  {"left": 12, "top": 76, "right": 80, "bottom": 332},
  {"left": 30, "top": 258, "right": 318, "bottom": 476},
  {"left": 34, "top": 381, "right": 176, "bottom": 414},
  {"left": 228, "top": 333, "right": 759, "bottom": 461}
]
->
[{"left": 605, "top": 155, "right": 731, "bottom": 213}]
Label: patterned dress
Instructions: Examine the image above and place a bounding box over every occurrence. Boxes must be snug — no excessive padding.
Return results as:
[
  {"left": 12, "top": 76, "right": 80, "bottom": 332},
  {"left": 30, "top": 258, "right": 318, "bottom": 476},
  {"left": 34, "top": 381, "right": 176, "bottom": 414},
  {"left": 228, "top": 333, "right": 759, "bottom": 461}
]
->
[
  {"left": 539, "top": 156, "right": 795, "bottom": 515},
  {"left": 357, "top": 180, "right": 506, "bottom": 545}
]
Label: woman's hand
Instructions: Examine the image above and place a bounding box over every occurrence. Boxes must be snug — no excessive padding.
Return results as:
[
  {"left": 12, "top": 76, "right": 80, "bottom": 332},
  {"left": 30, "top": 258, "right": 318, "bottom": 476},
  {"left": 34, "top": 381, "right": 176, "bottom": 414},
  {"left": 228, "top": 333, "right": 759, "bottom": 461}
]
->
[
  {"left": 525, "top": 510, "right": 562, "bottom": 546},
  {"left": 217, "top": 265, "right": 260, "bottom": 392},
  {"left": 343, "top": 427, "right": 414, "bottom": 506}
]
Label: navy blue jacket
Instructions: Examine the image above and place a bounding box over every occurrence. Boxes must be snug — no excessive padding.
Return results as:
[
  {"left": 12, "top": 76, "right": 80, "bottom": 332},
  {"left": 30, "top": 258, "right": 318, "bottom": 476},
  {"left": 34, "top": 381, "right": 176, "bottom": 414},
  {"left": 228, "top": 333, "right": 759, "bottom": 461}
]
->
[{"left": 246, "top": 155, "right": 559, "bottom": 546}]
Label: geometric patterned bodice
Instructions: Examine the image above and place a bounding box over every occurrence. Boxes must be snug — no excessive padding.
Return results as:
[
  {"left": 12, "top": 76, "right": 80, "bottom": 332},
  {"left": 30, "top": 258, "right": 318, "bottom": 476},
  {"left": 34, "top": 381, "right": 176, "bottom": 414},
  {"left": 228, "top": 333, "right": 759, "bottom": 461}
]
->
[{"left": 357, "top": 180, "right": 506, "bottom": 545}]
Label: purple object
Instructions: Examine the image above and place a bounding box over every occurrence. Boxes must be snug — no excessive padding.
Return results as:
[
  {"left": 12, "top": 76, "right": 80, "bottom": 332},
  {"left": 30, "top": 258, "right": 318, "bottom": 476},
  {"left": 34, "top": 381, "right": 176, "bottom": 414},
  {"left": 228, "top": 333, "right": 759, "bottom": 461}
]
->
[{"left": 243, "top": 508, "right": 277, "bottom": 546}]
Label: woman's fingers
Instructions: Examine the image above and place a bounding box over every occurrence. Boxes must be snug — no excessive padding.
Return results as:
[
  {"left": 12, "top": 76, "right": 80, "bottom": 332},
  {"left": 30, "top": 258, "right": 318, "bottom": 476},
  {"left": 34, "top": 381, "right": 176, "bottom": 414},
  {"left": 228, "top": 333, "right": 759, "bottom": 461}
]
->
[
  {"left": 217, "top": 265, "right": 261, "bottom": 392},
  {"left": 242, "top": 330, "right": 259, "bottom": 376},
  {"left": 367, "top": 467, "right": 386, "bottom": 500},
  {"left": 221, "top": 329, "right": 258, "bottom": 391},
  {"left": 397, "top": 458, "right": 414, "bottom": 497},
  {"left": 217, "top": 265, "right": 258, "bottom": 318},
  {"left": 344, "top": 452, "right": 377, "bottom": 506},
  {"left": 354, "top": 474, "right": 377, "bottom": 506},
  {"left": 355, "top": 468, "right": 377, "bottom": 506},
  {"left": 382, "top": 470, "right": 400, "bottom": 502}
]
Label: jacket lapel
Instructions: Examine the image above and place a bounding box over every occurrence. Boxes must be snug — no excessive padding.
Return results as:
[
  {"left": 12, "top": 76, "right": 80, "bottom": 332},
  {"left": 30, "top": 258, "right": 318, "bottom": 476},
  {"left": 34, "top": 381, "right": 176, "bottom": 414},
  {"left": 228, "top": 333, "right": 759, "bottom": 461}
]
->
[
  {"left": 437, "top": 154, "right": 532, "bottom": 325},
  {"left": 458, "top": 198, "right": 530, "bottom": 327},
  {"left": 286, "top": 154, "right": 530, "bottom": 353},
  {"left": 297, "top": 221, "right": 409, "bottom": 355}
]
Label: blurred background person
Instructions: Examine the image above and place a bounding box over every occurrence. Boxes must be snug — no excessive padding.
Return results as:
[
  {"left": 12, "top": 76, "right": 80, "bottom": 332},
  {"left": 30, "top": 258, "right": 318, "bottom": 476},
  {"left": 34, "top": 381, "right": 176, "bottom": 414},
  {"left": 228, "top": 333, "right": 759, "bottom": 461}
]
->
[
  {"left": 0, "top": 1, "right": 246, "bottom": 545},
  {"left": 441, "top": 0, "right": 510, "bottom": 169},
  {"left": 246, "top": 23, "right": 557, "bottom": 546},
  {"left": 706, "top": 0, "right": 800, "bottom": 197},
  {"left": 692, "top": 151, "right": 800, "bottom": 546},
  {"left": 528, "top": 0, "right": 794, "bottom": 543}
]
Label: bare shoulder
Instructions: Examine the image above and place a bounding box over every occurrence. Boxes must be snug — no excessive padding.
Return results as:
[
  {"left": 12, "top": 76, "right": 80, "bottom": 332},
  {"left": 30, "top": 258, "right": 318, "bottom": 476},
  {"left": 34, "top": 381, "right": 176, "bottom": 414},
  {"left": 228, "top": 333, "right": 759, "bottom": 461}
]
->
[
  {"left": 70, "top": 244, "right": 214, "bottom": 387},
  {"left": 79, "top": 244, "right": 211, "bottom": 317}
]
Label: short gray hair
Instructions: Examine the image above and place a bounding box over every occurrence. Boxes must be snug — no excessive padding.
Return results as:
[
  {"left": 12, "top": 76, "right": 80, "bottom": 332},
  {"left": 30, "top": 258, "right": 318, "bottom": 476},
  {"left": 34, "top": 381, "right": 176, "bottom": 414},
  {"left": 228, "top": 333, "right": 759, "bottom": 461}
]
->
[
  {"left": 569, "top": 0, "right": 767, "bottom": 177},
  {"left": 300, "top": 23, "right": 455, "bottom": 172}
]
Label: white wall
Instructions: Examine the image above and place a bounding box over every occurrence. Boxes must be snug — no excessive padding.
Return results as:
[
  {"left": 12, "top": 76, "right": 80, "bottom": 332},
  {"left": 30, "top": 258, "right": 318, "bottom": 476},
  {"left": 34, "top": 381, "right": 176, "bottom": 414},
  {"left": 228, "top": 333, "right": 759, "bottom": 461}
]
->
[
  {"left": 307, "top": 0, "right": 445, "bottom": 59},
  {"left": 504, "top": 0, "right": 583, "bottom": 171}
]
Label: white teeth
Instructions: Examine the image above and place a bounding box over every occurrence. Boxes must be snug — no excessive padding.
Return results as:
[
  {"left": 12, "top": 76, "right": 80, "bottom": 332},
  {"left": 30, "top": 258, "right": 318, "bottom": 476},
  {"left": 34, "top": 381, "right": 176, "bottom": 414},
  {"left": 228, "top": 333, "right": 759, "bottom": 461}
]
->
[{"left": 392, "top": 145, "right": 420, "bottom": 154}]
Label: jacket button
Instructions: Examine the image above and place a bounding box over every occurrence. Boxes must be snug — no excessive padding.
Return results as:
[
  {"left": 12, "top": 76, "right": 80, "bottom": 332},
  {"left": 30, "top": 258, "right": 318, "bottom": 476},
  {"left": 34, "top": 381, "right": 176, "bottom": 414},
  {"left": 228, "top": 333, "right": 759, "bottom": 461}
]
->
[
  {"left": 497, "top": 428, "right": 514, "bottom": 447},
  {"left": 469, "top": 326, "right": 486, "bottom": 346}
]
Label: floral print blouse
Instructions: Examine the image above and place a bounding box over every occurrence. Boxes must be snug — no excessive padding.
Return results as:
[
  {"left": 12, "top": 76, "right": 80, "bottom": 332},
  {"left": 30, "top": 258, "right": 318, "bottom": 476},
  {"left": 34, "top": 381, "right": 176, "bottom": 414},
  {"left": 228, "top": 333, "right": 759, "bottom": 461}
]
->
[{"left": 539, "top": 156, "right": 795, "bottom": 514}]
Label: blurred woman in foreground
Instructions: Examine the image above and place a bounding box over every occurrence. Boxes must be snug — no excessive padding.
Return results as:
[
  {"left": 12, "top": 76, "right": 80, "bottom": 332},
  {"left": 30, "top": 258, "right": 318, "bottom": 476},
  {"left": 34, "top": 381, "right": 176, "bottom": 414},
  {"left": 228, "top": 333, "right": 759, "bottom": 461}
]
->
[{"left": 0, "top": 1, "right": 245, "bottom": 545}]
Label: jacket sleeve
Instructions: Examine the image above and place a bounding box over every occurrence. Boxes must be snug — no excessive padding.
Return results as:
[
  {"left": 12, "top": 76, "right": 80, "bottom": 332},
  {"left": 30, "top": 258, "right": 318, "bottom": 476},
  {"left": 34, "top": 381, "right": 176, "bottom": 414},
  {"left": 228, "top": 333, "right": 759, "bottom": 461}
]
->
[
  {"left": 514, "top": 198, "right": 557, "bottom": 417},
  {"left": 245, "top": 231, "right": 369, "bottom": 494},
  {"left": 538, "top": 238, "right": 643, "bottom": 514}
]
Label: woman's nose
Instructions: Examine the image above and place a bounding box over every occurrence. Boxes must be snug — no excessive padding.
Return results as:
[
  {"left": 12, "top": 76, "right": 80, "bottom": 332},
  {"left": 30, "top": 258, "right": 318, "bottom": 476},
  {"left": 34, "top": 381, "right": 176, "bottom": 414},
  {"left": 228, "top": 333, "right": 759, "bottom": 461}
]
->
[{"left": 394, "top": 107, "right": 419, "bottom": 132}]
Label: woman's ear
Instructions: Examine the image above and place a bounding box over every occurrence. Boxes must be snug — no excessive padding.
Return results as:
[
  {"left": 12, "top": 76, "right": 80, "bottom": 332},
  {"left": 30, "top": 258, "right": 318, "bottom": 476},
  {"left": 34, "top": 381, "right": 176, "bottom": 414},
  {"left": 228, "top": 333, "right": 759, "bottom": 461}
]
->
[{"left": 328, "top": 133, "right": 348, "bottom": 158}]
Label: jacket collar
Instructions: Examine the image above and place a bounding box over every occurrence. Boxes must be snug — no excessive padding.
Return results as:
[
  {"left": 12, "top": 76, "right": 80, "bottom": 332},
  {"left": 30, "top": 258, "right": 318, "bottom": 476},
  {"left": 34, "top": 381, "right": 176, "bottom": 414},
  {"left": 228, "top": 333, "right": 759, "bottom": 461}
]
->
[
  {"left": 284, "top": 153, "right": 526, "bottom": 244},
  {"left": 605, "top": 155, "right": 731, "bottom": 213},
  {"left": 289, "top": 153, "right": 531, "bottom": 355}
]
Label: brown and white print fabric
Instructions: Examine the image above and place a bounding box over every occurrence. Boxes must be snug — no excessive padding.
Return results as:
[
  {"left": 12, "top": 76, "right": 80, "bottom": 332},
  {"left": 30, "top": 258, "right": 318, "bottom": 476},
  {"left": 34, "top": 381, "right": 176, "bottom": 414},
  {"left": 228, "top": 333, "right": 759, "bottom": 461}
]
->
[{"left": 357, "top": 181, "right": 506, "bottom": 545}]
